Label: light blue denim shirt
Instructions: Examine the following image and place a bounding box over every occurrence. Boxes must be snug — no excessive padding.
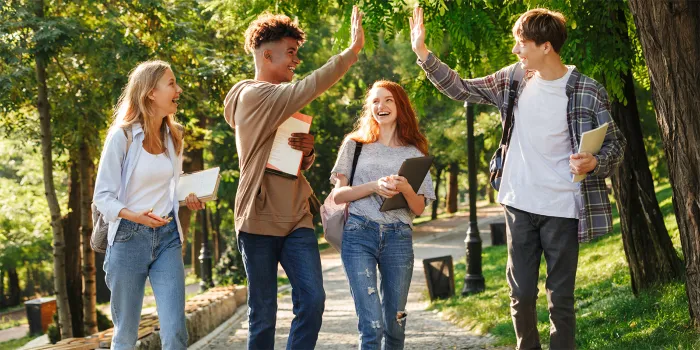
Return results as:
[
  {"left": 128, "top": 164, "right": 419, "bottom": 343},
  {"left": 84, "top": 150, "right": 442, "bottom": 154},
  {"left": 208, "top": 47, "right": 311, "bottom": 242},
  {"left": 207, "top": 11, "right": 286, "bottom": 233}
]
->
[{"left": 93, "top": 123, "right": 184, "bottom": 246}]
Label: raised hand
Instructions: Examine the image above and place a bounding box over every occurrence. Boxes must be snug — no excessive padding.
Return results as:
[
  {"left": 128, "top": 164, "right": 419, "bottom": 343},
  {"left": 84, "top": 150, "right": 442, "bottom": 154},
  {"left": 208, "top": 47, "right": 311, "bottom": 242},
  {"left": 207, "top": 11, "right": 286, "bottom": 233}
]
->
[
  {"left": 349, "top": 5, "right": 365, "bottom": 55},
  {"left": 409, "top": 7, "right": 429, "bottom": 61}
]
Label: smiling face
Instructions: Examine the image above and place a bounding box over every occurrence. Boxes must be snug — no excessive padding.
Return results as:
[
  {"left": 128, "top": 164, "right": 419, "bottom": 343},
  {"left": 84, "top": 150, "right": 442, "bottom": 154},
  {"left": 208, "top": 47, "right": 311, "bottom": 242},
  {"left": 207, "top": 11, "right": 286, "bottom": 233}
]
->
[
  {"left": 148, "top": 68, "right": 182, "bottom": 117},
  {"left": 261, "top": 37, "right": 301, "bottom": 83},
  {"left": 511, "top": 9, "right": 568, "bottom": 71},
  {"left": 511, "top": 36, "right": 547, "bottom": 70},
  {"left": 368, "top": 87, "right": 397, "bottom": 127}
]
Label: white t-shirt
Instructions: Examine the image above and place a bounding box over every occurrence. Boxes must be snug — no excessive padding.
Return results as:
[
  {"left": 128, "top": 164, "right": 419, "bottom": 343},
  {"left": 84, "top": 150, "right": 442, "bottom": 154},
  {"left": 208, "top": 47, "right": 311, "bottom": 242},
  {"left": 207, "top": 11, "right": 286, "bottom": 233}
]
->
[
  {"left": 497, "top": 67, "right": 580, "bottom": 219},
  {"left": 125, "top": 147, "right": 174, "bottom": 217}
]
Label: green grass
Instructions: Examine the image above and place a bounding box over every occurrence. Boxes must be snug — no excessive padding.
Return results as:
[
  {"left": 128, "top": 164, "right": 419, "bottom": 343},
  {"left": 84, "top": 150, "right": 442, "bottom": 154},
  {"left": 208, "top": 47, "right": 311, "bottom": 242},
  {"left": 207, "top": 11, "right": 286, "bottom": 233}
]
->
[
  {"left": 0, "top": 335, "right": 36, "bottom": 350},
  {"left": 413, "top": 208, "right": 467, "bottom": 226},
  {"left": 0, "top": 316, "right": 25, "bottom": 331},
  {"left": 0, "top": 306, "right": 23, "bottom": 315},
  {"left": 318, "top": 242, "right": 331, "bottom": 252},
  {"left": 429, "top": 183, "right": 700, "bottom": 349}
]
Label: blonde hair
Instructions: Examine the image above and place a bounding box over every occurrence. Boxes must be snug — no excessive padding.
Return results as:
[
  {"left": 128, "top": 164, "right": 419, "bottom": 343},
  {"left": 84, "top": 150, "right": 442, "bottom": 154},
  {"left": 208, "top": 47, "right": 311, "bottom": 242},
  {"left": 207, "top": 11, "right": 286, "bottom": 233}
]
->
[{"left": 111, "top": 60, "right": 183, "bottom": 154}]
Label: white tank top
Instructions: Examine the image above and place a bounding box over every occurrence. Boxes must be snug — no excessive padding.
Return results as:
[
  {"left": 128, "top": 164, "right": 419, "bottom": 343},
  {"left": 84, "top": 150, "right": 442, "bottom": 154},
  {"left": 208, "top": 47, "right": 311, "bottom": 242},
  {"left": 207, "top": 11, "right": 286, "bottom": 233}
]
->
[{"left": 125, "top": 147, "right": 174, "bottom": 217}]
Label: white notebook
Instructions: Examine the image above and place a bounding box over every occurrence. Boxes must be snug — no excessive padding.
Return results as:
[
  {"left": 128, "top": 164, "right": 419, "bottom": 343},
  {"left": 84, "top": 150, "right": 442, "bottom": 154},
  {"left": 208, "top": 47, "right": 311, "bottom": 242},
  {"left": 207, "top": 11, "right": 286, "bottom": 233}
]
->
[
  {"left": 266, "top": 112, "right": 313, "bottom": 178},
  {"left": 177, "top": 167, "right": 221, "bottom": 206},
  {"left": 572, "top": 123, "right": 608, "bottom": 183}
]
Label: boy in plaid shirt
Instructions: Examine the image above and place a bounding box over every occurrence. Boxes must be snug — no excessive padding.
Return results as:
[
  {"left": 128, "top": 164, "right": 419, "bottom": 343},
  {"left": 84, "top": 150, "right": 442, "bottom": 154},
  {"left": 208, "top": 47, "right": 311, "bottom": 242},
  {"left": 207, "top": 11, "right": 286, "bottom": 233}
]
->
[{"left": 410, "top": 7, "right": 625, "bottom": 349}]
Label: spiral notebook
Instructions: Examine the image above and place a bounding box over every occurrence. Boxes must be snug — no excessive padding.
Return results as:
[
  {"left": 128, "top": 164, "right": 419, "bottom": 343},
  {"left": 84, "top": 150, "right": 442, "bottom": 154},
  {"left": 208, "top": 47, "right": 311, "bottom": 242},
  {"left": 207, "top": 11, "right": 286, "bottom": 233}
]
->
[{"left": 176, "top": 167, "right": 221, "bottom": 206}]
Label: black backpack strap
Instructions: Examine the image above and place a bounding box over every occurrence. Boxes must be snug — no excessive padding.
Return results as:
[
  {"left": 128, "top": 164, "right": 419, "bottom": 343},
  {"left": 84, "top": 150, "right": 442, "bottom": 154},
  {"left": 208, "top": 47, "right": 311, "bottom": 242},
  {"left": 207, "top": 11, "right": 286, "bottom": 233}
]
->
[
  {"left": 349, "top": 141, "right": 363, "bottom": 186},
  {"left": 502, "top": 63, "right": 525, "bottom": 147}
]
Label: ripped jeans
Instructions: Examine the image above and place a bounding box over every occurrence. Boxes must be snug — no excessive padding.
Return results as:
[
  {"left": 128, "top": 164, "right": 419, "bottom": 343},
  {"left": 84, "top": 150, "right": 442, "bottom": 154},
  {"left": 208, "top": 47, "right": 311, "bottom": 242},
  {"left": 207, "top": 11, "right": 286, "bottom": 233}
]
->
[{"left": 341, "top": 214, "right": 414, "bottom": 350}]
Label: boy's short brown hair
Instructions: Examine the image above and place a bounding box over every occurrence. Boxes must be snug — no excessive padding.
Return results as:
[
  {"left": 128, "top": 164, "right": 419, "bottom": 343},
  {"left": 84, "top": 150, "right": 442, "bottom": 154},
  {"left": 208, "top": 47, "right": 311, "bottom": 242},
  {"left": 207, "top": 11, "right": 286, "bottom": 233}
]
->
[
  {"left": 244, "top": 13, "right": 306, "bottom": 54},
  {"left": 512, "top": 8, "right": 567, "bottom": 53}
]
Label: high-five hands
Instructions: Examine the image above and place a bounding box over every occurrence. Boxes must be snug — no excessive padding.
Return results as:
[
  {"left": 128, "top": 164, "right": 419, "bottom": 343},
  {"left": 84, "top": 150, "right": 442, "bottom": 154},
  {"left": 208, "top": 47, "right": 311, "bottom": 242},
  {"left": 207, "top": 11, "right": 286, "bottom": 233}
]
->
[
  {"left": 349, "top": 5, "right": 365, "bottom": 55},
  {"left": 409, "top": 7, "right": 429, "bottom": 61}
]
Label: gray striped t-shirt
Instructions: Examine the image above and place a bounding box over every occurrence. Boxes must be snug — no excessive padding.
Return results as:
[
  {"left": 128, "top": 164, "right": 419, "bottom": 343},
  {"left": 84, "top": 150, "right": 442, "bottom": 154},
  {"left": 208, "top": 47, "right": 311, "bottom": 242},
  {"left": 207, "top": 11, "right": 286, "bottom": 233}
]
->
[{"left": 330, "top": 139, "right": 436, "bottom": 226}]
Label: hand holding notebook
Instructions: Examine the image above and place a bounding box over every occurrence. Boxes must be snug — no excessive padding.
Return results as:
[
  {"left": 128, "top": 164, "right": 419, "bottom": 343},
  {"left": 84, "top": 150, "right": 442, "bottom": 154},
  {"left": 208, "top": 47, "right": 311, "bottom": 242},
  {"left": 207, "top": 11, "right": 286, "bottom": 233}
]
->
[
  {"left": 266, "top": 112, "right": 313, "bottom": 178},
  {"left": 176, "top": 167, "right": 221, "bottom": 206},
  {"left": 380, "top": 156, "right": 434, "bottom": 212},
  {"left": 571, "top": 122, "right": 608, "bottom": 182}
]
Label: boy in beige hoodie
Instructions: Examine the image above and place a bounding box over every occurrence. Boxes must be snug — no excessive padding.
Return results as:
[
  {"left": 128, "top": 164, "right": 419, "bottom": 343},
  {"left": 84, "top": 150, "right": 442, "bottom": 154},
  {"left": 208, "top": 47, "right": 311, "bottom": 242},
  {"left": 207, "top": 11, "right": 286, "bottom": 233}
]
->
[{"left": 223, "top": 7, "right": 364, "bottom": 349}]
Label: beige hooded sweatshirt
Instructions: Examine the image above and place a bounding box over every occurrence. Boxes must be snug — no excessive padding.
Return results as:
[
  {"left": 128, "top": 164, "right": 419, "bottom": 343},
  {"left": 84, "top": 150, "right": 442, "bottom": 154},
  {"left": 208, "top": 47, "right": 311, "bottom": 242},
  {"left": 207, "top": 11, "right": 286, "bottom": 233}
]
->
[{"left": 224, "top": 49, "right": 358, "bottom": 236}]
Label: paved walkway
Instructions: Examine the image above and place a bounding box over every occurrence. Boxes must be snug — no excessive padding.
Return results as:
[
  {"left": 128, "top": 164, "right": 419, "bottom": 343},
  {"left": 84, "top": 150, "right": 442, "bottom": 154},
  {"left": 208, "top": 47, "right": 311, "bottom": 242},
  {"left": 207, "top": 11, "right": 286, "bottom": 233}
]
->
[{"left": 193, "top": 206, "right": 512, "bottom": 349}]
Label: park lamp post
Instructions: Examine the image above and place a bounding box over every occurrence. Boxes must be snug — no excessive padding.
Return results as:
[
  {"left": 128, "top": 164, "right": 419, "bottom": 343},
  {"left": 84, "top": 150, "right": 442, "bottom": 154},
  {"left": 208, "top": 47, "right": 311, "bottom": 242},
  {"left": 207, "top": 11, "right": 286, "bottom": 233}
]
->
[
  {"left": 462, "top": 101, "right": 485, "bottom": 295},
  {"left": 199, "top": 205, "right": 214, "bottom": 292}
]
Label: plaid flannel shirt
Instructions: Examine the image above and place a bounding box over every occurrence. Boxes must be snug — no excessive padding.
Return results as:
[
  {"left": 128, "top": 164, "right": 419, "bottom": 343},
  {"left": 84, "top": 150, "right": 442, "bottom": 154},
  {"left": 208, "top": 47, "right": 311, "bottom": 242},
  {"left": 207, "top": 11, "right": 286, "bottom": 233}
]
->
[{"left": 418, "top": 53, "right": 626, "bottom": 242}]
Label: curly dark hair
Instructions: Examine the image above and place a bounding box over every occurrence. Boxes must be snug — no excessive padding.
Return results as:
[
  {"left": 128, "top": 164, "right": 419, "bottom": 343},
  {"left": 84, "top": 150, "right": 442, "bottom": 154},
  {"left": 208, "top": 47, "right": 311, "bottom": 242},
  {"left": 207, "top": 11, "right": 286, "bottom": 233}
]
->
[{"left": 244, "top": 13, "right": 306, "bottom": 54}]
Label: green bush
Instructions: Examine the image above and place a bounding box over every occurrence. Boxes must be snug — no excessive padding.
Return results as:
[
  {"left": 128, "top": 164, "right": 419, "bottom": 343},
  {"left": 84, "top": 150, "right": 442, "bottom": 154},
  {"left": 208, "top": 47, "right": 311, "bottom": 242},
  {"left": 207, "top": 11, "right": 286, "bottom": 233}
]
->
[
  {"left": 213, "top": 235, "right": 246, "bottom": 286},
  {"left": 96, "top": 309, "right": 113, "bottom": 331},
  {"left": 47, "top": 313, "right": 59, "bottom": 344}
]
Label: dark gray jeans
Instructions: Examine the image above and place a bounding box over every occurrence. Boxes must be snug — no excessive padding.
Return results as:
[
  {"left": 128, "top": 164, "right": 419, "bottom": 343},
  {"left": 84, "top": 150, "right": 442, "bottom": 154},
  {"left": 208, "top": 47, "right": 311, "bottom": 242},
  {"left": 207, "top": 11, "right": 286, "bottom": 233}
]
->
[{"left": 504, "top": 205, "right": 579, "bottom": 350}]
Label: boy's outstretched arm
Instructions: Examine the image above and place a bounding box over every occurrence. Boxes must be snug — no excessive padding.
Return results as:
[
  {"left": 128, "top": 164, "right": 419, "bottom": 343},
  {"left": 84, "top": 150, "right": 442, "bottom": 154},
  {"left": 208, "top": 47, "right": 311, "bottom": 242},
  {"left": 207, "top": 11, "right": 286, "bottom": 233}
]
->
[
  {"left": 269, "top": 6, "right": 365, "bottom": 125},
  {"left": 410, "top": 6, "right": 505, "bottom": 107}
]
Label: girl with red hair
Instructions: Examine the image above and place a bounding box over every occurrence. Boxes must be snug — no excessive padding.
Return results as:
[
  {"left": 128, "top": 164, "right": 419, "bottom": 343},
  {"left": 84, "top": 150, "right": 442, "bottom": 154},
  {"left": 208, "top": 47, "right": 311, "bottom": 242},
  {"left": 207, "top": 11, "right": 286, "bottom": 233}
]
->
[{"left": 331, "top": 80, "right": 435, "bottom": 349}]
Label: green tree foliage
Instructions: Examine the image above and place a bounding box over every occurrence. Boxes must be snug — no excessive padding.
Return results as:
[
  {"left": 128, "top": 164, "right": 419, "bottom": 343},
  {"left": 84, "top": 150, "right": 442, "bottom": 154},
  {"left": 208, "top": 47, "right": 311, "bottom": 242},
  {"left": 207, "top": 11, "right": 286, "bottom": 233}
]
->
[
  {"left": 0, "top": 139, "right": 64, "bottom": 283},
  {"left": 0, "top": 0, "right": 673, "bottom": 329}
]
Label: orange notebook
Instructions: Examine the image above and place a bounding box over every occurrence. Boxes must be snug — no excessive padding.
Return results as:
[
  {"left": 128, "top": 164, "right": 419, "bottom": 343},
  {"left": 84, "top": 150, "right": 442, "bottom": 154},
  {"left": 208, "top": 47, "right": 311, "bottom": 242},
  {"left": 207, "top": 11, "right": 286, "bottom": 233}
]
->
[{"left": 265, "top": 112, "right": 313, "bottom": 179}]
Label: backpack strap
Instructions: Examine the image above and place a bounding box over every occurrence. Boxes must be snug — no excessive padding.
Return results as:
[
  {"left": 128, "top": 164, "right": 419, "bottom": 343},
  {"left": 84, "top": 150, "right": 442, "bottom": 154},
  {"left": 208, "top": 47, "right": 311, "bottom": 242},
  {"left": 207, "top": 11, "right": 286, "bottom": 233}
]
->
[
  {"left": 349, "top": 141, "right": 363, "bottom": 186},
  {"left": 502, "top": 63, "right": 525, "bottom": 147}
]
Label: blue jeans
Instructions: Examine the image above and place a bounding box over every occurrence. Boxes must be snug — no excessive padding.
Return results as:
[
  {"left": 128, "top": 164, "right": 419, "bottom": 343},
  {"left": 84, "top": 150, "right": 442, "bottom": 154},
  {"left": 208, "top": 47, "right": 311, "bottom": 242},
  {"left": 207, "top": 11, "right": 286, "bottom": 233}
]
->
[
  {"left": 341, "top": 214, "right": 414, "bottom": 350},
  {"left": 104, "top": 215, "right": 187, "bottom": 350},
  {"left": 237, "top": 227, "right": 325, "bottom": 350}
]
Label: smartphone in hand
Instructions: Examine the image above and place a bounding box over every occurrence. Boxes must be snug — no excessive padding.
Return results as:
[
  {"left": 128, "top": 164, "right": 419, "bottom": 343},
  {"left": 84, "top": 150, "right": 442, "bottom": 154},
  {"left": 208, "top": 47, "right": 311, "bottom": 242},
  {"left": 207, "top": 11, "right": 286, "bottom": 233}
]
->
[{"left": 146, "top": 211, "right": 170, "bottom": 223}]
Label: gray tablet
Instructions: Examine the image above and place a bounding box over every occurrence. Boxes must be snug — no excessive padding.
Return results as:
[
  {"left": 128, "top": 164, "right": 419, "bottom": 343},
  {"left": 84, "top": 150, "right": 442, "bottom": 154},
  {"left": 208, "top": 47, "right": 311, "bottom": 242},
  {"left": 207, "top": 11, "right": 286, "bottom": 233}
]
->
[{"left": 379, "top": 156, "right": 435, "bottom": 212}]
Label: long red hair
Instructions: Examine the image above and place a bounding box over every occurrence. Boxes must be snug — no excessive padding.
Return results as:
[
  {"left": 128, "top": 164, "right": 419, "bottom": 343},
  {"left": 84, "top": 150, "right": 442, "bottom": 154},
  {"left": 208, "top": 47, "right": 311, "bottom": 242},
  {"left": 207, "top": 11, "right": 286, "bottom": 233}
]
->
[{"left": 347, "top": 80, "right": 429, "bottom": 156}]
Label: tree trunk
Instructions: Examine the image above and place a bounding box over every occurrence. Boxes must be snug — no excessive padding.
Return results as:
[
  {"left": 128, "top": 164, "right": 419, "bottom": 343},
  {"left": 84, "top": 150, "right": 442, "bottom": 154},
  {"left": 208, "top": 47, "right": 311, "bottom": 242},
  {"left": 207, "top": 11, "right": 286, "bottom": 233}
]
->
[
  {"left": 0, "top": 269, "right": 5, "bottom": 308},
  {"left": 431, "top": 166, "right": 444, "bottom": 220},
  {"left": 178, "top": 206, "right": 191, "bottom": 259},
  {"left": 192, "top": 211, "right": 204, "bottom": 277},
  {"left": 610, "top": 69, "right": 684, "bottom": 295},
  {"left": 447, "top": 162, "right": 459, "bottom": 213},
  {"left": 442, "top": 171, "right": 448, "bottom": 212},
  {"left": 606, "top": 8, "right": 683, "bottom": 296},
  {"left": 8, "top": 268, "right": 20, "bottom": 307},
  {"left": 34, "top": 0, "right": 72, "bottom": 337},
  {"left": 25, "top": 267, "right": 35, "bottom": 298},
  {"left": 210, "top": 209, "right": 219, "bottom": 263},
  {"left": 628, "top": 0, "right": 700, "bottom": 327},
  {"left": 214, "top": 206, "right": 223, "bottom": 262},
  {"left": 486, "top": 180, "right": 495, "bottom": 204},
  {"left": 64, "top": 163, "right": 84, "bottom": 337},
  {"left": 184, "top": 118, "right": 205, "bottom": 275},
  {"left": 79, "top": 142, "right": 98, "bottom": 335}
]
